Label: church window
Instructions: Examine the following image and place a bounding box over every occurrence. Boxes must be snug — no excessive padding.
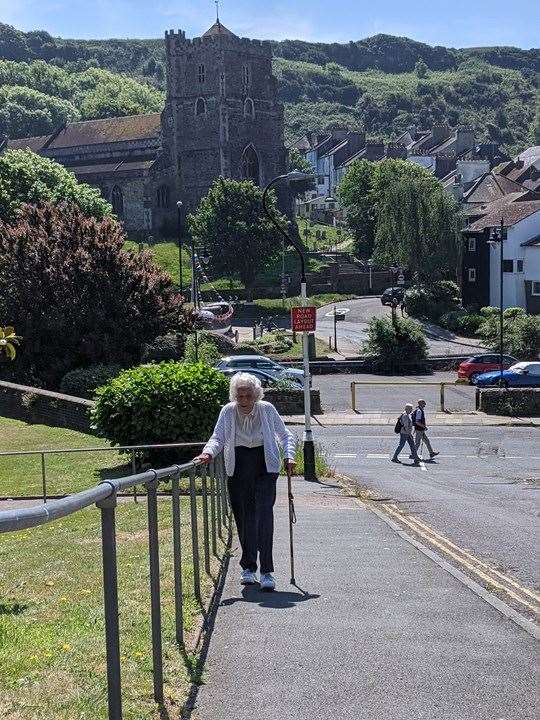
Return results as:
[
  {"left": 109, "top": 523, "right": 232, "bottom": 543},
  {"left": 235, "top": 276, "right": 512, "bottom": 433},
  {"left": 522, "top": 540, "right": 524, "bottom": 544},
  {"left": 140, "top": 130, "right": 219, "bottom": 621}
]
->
[
  {"left": 240, "top": 145, "right": 260, "bottom": 185},
  {"left": 242, "top": 65, "right": 250, "bottom": 91},
  {"left": 198, "top": 64, "right": 205, "bottom": 83},
  {"left": 244, "top": 97, "right": 255, "bottom": 119},
  {"left": 157, "top": 185, "right": 170, "bottom": 209},
  {"left": 195, "top": 97, "right": 207, "bottom": 116},
  {"left": 111, "top": 185, "right": 124, "bottom": 217}
]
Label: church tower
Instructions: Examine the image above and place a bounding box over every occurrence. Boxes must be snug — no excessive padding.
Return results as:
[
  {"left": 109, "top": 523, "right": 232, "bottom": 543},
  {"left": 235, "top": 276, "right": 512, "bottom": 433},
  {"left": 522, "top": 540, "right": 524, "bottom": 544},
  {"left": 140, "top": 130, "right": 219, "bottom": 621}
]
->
[{"left": 162, "top": 20, "right": 287, "bottom": 213}]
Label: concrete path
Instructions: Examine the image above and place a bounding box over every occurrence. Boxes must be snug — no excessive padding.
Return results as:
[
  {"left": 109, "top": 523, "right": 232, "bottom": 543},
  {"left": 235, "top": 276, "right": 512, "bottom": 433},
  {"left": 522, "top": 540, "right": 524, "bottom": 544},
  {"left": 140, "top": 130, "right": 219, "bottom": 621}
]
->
[
  {"left": 191, "top": 479, "right": 537, "bottom": 720},
  {"left": 283, "top": 411, "right": 540, "bottom": 426}
]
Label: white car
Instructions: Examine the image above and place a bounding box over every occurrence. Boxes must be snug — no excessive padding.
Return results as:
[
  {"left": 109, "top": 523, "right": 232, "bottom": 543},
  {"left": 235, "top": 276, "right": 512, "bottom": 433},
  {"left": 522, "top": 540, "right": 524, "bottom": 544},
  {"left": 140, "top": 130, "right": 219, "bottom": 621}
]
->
[{"left": 215, "top": 355, "right": 305, "bottom": 385}]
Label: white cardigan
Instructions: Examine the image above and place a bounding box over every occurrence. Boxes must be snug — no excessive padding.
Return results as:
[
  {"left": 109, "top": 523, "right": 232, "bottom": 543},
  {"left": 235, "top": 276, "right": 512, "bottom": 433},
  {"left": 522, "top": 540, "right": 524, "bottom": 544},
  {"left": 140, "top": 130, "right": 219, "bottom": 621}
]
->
[{"left": 203, "top": 401, "right": 296, "bottom": 476}]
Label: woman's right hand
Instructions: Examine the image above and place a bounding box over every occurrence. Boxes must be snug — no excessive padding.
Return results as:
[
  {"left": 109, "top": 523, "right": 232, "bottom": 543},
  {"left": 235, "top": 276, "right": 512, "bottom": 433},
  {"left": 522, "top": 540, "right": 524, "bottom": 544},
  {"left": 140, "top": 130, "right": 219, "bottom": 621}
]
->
[{"left": 193, "top": 453, "right": 212, "bottom": 465}]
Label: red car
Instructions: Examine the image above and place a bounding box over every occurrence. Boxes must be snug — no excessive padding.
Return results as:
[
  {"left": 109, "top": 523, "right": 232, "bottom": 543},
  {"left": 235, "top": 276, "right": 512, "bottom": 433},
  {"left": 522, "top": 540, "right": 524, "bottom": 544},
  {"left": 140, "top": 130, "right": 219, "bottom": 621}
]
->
[{"left": 457, "top": 354, "right": 518, "bottom": 384}]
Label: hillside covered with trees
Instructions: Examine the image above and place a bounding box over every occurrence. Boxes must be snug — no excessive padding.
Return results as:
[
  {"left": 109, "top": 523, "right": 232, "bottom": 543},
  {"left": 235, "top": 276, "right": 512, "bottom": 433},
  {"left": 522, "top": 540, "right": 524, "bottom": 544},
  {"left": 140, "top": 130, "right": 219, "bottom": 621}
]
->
[{"left": 1, "top": 22, "right": 537, "bottom": 154}]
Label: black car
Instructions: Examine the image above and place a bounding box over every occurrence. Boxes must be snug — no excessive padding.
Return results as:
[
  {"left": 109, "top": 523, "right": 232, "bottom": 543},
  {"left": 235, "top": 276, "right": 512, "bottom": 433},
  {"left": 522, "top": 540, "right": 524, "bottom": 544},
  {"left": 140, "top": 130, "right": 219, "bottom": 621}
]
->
[{"left": 381, "top": 286, "right": 406, "bottom": 306}]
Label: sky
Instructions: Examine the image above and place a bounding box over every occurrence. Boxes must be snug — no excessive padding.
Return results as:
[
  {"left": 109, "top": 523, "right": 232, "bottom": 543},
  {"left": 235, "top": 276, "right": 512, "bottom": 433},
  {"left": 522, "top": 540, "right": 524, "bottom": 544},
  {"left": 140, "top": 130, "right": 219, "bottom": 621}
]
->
[{"left": 0, "top": 0, "right": 538, "bottom": 49}]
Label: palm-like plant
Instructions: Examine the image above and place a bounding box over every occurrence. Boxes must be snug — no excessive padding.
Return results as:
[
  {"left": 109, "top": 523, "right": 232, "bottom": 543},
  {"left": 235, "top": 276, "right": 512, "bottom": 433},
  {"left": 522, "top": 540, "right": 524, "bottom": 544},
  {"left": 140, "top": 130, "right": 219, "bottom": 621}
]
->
[{"left": 0, "top": 326, "right": 21, "bottom": 360}]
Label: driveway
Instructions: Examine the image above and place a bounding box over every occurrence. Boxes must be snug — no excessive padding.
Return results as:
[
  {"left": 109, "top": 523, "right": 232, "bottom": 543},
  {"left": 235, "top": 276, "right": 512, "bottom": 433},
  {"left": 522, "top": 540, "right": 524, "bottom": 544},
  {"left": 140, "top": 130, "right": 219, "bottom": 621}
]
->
[{"left": 315, "top": 296, "right": 486, "bottom": 357}]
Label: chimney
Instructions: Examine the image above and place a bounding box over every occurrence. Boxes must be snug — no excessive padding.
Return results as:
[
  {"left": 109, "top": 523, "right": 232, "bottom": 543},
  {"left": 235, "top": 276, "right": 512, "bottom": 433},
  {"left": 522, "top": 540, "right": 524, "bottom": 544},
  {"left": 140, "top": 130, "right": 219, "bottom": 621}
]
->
[
  {"left": 455, "top": 126, "right": 475, "bottom": 155},
  {"left": 432, "top": 123, "right": 450, "bottom": 145}
]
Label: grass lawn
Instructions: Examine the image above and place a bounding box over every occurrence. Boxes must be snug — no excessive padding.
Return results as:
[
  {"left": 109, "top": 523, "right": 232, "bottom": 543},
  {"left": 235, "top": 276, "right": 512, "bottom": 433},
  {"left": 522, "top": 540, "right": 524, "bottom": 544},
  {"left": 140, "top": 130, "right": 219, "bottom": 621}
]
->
[
  {"left": 297, "top": 218, "right": 354, "bottom": 251},
  {"left": 254, "top": 293, "right": 358, "bottom": 316},
  {"left": 0, "top": 498, "right": 227, "bottom": 719},
  {"left": 0, "top": 418, "right": 126, "bottom": 498}
]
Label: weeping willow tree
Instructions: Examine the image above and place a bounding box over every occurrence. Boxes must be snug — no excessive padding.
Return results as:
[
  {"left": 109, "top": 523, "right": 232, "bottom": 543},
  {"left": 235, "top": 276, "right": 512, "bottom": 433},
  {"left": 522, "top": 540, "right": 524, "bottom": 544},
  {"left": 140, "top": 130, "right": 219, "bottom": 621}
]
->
[{"left": 373, "top": 175, "right": 461, "bottom": 282}]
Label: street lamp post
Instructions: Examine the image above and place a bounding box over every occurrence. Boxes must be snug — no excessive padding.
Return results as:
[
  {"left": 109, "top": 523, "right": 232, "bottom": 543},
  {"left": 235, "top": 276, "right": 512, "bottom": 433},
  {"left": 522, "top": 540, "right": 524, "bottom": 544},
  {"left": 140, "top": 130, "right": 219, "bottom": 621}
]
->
[
  {"left": 367, "top": 258, "right": 373, "bottom": 292},
  {"left": 262, "top": 171, "right": 317, "bottom": 482},
  {"left": 176, "top": 201, "right": 184, "bottom": 295},
  {"left": 488, "top": 217, "right": 506, "bottom": 385}
]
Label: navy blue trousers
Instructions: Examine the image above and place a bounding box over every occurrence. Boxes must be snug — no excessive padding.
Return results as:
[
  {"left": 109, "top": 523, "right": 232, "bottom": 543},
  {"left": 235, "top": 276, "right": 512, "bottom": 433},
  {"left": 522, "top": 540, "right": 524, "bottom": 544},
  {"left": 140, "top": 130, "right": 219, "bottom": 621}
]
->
[{"left": 227, "top": 446, "right": 278, "bottom": 574}]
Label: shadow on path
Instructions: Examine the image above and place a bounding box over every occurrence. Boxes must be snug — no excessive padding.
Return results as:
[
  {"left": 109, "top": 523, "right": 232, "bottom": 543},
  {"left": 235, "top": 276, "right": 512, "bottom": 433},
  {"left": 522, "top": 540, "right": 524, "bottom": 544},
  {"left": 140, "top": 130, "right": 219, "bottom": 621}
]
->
[{"left": 221, "top": 585, "right": 320, "bottom": 610}]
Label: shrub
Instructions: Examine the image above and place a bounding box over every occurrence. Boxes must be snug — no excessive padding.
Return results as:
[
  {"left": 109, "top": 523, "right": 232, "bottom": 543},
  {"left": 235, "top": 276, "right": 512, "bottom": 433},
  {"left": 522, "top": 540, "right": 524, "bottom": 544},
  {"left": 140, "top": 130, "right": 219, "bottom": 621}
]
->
[
  {"left": 439, "top": 310, "right": 483, "bottom": 337},
  {"left": 365, "top": 316, "right": 428, "bottom": 371},
  {"left": 246, "top": 331, "right": 293, "bottom": 355},
  {"left": 91, "top": 362, "right": 229, "bottom": 457},
  {"left": 59, "top": 364, "right": 122, "bottom": 399},
  {"left": 405, "top": 280, "right": 461, "bottom": 322},
  {"left": 478, "top": 307, "right": 540, "bottom": 360},
  {"left": 141, "top": 333, "right": 183, "bottom": 363},
  {"left": 183, "top": 333, "right": 222, "bottom": 366},
  {"left": 0, "top": 202, "right": 191, "bottom": 386}
]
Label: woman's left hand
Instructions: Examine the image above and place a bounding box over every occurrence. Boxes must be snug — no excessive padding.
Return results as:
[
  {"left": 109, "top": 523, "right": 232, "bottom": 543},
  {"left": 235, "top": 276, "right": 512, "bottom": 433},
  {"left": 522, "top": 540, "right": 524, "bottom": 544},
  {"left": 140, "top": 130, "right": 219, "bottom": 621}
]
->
[{"left": 284, "top": 459, "right": 296, "bottom": 475}]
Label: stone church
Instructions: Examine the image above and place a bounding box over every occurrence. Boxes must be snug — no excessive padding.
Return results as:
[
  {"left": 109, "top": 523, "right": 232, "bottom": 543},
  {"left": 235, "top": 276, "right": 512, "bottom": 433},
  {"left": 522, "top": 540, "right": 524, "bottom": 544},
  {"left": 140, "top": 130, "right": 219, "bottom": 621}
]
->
[{"left": 7, "top": 20, "right": 287, "bottom": 236}]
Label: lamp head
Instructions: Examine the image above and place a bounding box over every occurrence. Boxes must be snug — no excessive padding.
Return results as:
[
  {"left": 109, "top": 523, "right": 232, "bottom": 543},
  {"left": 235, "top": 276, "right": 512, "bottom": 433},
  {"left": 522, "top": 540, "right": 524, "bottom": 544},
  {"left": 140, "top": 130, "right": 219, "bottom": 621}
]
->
[
  {"left": 286, "top": 170, "right": 315, "bottom": 183},
  {"left": 177, "top": 200, "right": 183, "bottom": 209}
]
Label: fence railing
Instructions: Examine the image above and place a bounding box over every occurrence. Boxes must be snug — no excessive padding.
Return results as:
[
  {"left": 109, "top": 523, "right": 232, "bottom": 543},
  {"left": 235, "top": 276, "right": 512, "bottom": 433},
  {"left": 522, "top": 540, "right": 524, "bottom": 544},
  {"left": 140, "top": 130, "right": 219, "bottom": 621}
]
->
[
  {"left": 350, "top": 380, "right": 478, "bottom": 413},
  {"left": 0, "top": 445, "right": 231, "bottom": 720},
  {"left": 0, "top": 441, "right": 206, "bottom": 502}
]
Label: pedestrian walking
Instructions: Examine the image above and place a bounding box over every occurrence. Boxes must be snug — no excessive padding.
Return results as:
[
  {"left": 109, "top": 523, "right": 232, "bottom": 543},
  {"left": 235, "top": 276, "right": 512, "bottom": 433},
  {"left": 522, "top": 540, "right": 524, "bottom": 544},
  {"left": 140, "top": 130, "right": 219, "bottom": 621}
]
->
[
  {"left": 392, "top": 403, "right": 421, "bottom": 465},
  {"left": 410, "top": 399, "right": 439, "bottom": 460},
  {"left": 194, "top": 372, "right": 296, "bottom": 592}
]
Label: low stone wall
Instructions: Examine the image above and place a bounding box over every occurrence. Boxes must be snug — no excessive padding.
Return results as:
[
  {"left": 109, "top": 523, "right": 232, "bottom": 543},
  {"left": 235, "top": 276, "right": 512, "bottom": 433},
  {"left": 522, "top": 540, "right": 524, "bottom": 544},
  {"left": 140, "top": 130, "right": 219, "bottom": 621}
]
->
[
  {"left": 478, "top": 388, "right": 540, "bottom": 416},
  {"left": 0, "top": 380, "right": 93, "bottom": 433},
  {"left": 264, "top": 389, "right": 322, "bottom": 415}
]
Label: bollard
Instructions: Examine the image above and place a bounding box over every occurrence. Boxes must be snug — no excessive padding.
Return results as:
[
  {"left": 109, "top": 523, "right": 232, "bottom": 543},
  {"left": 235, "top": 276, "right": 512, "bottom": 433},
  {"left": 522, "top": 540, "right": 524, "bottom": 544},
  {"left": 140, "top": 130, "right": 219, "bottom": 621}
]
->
[
  {"left": 440, "top": 383, "right": 445, "bottom": 412},
  {"left": 350, "top": 382, "right": 356, "bottom": 413}
]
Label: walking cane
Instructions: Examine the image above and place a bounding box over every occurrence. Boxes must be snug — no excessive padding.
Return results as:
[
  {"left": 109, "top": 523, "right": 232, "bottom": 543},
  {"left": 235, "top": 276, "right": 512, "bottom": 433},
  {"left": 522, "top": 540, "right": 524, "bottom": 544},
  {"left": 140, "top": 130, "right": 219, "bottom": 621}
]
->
[{"left": 286, "top": 464, "right": 297, "bottom": 585}]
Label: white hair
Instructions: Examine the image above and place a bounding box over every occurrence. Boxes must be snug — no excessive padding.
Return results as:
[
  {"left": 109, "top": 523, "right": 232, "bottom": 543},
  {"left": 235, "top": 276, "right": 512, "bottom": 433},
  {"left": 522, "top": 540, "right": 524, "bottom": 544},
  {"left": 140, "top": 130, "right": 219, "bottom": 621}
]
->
[
  {"left": 405, "top": 403, "right": 413, "bottom": 412},
  {"left": 229, "top": 372, "right": 264, "bottom": 402}
]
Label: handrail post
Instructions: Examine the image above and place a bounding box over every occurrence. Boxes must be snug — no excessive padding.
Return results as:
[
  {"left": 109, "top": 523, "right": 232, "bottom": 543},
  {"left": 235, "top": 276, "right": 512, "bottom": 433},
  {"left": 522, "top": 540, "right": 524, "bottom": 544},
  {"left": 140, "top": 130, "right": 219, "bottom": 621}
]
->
[
  {"left": 350, "top": 382, "right": 356, "bottom": 413},
  {"left": 171, "top": 470, "right": 184, "bottom": 647},
  {"left": 189, "top": 468, "right": 201, "bottom": 602},
  {"left": 41, "top": 453, "right": 47, "bottom": 503},
  {"left": 146, "top": 474, "right": 164, "bottom": 704},
  {"left": 440, "top": 383, "right": 445, "bottom": 412},
  {"left": 96, "top": 488, "right": 122, "bottom": 720},
  {"left": 209, "top": 460, "right": 217, "bottom": 557},
  {"left": 201, "top": 466, "right": 211, "bottom": 576},
  {"left": 215, "top": 462, "right": 222, "bottom": 541},
  {"left": 131, "top": 450, "right": 138, "bottom": 504}
]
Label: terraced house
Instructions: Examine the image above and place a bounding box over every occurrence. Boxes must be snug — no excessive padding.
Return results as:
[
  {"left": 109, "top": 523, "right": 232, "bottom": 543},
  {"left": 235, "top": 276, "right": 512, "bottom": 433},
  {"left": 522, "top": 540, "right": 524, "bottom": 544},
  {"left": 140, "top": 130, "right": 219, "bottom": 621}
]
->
[{"left": 5, "top": 20, "right": 287, "bottom": 236}]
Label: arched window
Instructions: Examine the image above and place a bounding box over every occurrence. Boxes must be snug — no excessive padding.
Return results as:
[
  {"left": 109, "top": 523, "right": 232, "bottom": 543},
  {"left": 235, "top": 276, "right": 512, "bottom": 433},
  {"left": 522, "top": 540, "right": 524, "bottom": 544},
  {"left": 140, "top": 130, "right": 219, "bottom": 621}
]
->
[
  {"left": 156, "top": 185, "right": 170, "bottom": 209},
  {"left": 241, "top": 144, "right": 260, "bottom": 185},
  {"left": 244, "top": 97, "right": 255, "bottom": 119},
  {"left": 111, "top": 185, "right": 124, "bottom": 217},
  {"left": 195, "top": 97, "right": 206, "bottom": 116},
  {"left": 242, "top": 65, "right": 250, "bottom": 90}
]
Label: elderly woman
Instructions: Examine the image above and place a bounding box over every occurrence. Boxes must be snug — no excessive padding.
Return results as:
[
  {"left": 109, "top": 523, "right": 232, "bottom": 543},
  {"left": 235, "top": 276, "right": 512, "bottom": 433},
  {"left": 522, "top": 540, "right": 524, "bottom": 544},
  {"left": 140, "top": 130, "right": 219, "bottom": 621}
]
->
[{"left": 194, "top": 372, "right": 296, "bottom": 591}]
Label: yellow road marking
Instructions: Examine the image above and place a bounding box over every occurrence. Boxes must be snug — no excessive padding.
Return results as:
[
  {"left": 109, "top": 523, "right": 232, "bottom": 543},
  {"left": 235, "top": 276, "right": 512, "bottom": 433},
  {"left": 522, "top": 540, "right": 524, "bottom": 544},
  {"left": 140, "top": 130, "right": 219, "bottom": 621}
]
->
[{"left": 379, "top": 502, "right": 540, "bottom": 615}]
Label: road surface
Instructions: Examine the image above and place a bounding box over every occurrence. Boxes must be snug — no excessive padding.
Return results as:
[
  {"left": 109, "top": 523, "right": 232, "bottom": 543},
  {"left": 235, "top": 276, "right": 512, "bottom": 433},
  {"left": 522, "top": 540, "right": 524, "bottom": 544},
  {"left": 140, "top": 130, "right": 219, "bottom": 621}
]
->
[
  {"left": 316, "top": 296, "right": 485, "bottom": 356},
  {"left": 311, "top": 425, "right": 539, "bottom": 593}
]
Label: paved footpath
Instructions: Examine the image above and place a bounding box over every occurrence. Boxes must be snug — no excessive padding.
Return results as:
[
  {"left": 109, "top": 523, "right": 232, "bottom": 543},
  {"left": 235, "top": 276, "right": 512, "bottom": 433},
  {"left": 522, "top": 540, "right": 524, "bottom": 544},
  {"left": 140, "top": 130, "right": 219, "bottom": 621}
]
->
[
  {"left": 283, "top": 411, "right": 540, "bottom": 427},
  {"left": 191, "top": 478, "right": 537, "bottom": 720}
]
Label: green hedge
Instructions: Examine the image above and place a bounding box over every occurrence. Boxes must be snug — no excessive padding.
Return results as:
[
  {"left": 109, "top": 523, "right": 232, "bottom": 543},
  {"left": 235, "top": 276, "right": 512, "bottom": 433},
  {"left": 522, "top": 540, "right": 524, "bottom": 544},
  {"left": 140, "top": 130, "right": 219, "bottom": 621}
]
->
[
  {"left": 59, "top": 364, "right": 122, "bottom": 399},
  {"left": 91, "top": 363, "right": 229, "bottom": 458}
]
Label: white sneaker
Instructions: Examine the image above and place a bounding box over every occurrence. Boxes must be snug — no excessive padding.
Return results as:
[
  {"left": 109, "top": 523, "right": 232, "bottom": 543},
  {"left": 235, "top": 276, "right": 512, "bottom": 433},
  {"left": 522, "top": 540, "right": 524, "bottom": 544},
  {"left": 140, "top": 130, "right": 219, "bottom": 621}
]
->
[
  {"left": 240, "top": 569, "right": 257, "bottom": 585},
  {"left": 259, "top": 573, "right": 276, "bottom": 592}
]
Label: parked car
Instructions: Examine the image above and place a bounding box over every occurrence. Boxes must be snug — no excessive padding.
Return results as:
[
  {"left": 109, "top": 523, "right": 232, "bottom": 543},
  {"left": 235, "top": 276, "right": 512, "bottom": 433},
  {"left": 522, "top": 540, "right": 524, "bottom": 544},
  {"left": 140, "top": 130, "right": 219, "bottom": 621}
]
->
[
  {"left": 381, "top": 286, "right": 406, "bottom": 306},
  {"left": 215, "top": 355, "right": 305, "bottom": 384},
  {"left": 475, "top": 361, "right": 540, "bottom": 388},
  {"left": 218, "top": 368, "right": 303, "bottom": 390},
  {"left": 457, "top": 354, "right": 518, "bottom": 384}
]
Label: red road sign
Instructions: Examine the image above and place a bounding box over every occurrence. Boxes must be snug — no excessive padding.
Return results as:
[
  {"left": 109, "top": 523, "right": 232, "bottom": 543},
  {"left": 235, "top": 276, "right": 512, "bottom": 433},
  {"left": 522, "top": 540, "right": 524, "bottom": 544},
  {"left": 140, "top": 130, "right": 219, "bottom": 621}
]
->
[{"left": 291, "top": 306, "right": 317, "bottom": 332}]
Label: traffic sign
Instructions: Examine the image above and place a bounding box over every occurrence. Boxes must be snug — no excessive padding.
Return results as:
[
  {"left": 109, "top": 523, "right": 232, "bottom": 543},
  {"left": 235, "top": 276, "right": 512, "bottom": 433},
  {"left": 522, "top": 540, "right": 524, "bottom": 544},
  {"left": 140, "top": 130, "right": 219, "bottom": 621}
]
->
[{"left": 291, "top": 306, "right": 317, "bottom": 332}]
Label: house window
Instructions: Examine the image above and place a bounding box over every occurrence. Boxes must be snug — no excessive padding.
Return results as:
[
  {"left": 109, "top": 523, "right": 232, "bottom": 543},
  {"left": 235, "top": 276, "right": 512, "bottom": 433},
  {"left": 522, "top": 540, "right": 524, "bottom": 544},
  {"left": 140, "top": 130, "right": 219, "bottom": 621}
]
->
[
  {"left": 468, "top": 268, "right": 476, "bottom": 282},
  {"left": 156, "top": 185, "right": 170, "bottom": 209},
  {"left": 468, "top": 237, "right": 476, "bottom": 252},
  {"left": 111, "top": 185, "right": 124, "bottom": 217},
  {"left": 502, "top": 259, "right": 513, "bottom": 273},
  {"left": 198, "top": 64, "right": 205, "bottom": 83},
  {"left": 516, "top": 259, "right": 524, "bottom": 272},
  {"left": 532, "top": 281, "right": 540, "bottom": 296},
  {"left": 195, "top": 97, "right": 206, "bottom": 116},
  {"left": 244, "top": 97, "right": 255, "bottom": 119}
]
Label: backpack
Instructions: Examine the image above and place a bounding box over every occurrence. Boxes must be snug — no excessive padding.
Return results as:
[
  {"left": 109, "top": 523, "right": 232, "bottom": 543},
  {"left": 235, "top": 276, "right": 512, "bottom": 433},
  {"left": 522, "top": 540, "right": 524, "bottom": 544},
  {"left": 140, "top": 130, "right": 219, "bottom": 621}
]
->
[{"left": 394, "top": 415, "right": 402, "bottom": 433}]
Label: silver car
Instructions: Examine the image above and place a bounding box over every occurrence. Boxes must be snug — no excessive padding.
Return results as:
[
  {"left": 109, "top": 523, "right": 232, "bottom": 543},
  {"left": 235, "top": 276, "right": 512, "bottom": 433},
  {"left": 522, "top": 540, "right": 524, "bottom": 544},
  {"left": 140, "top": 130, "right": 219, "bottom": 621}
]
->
[{"left": 215, "top": 355, "right": 305, "bottom": 385}]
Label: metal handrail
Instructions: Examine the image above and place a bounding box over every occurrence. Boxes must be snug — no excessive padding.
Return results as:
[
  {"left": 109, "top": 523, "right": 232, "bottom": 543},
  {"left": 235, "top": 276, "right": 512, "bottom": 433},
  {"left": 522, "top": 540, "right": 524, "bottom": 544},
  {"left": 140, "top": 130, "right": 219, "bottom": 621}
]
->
[
  {"left": 0, "top": 441, "right": 205, "bottom": 503},
  {"left": 0, "top": 448, "right": 231, "bottom": 720}
]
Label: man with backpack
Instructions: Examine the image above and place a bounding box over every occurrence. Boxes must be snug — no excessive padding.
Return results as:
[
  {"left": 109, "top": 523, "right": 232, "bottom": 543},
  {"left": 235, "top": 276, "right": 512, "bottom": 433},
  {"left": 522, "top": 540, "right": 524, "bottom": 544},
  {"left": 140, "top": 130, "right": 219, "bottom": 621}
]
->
[
  {"left": 391, "top": 403, "right": 421, "bottom": 465},
  {"left": 410, "top": 399, "right": 439, "bottom": 460}
]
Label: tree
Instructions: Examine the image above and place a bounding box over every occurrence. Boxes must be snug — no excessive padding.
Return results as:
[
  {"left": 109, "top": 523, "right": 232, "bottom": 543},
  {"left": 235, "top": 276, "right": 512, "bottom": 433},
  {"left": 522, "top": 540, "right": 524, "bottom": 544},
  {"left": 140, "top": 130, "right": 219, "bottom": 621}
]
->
[
  {"left": 0, "top": 202, "right": 191, "bottom": 386},
  {"left": 288, "top": 147, "right": 312, "bottom": 174},
  {"left": 188, "top": 178, "right": 287, "bottom": 300},
  {"left": 415, "top": 60, "right": 428, "bottom": 78},
  {"left": 0, "top": 149, "right": 111, "bottom": 221},
  {"left": 338, "top": 159, "right": 377, "bottom": 257}
]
